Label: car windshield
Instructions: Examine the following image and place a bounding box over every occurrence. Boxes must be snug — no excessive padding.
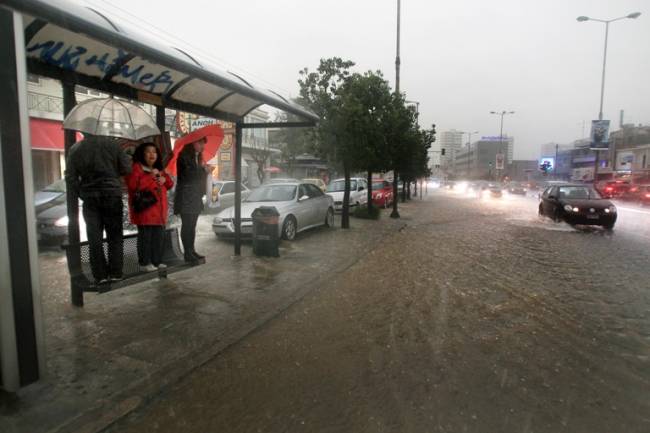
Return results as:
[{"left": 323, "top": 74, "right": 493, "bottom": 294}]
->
[
  {"left": 246, "top": 185, "right": 296, "bottom": 202},
  {"left": 327, "top": 180, "right": 357, "bottom": 192},
  {"left": 42, "top": 178, "right": 66, "bottom": 192},
  {"left": 558, "top": 186, "right": 601, "bottom": 199}
]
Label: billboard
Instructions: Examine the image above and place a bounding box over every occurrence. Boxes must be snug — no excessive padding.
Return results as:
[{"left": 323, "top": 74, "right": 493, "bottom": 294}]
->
[{"left": 590, "top": 120, "right": 610, "bottom": 150}]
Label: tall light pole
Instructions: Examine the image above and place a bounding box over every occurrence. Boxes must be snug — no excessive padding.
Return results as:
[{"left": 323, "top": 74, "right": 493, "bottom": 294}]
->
[
  {"left": 395, "top": 0, "right": 401, "bottom": 94},
  {"left": 460, "top": 130, "right": 478, "bottom": 178},
  {"left": 577, "top": 12, "right": 641, "bottom": 181},
  {"left": 391, "top": 0, "right": 402, "bottom": 219},
  {"left": 490, "top": 111, "right": 515, "bottom": 180}
]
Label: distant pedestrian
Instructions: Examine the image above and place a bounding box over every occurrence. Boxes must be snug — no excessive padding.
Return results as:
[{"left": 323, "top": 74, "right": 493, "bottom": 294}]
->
[
  {"left": 127, "top": 143, "right": 174, "bottom": 272},
  {"left": 66, "top": 135, "right": 132, "bottom": 285},
  {"left": 174, "top": 137, "right": 209, "bottom": 264}
]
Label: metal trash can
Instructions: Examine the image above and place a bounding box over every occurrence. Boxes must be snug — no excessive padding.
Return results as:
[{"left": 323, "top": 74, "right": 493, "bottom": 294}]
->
[{"left": 252, "top": 206, "right": 280, "bottom": 257}]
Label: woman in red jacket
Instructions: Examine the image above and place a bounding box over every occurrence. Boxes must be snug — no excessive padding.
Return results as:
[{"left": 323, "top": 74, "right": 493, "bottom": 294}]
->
[{"left": 127, "top": 142, "right": 174, "bottom": 272}]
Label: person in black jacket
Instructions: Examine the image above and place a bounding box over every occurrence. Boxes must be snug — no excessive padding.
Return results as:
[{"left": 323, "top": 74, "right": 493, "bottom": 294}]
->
[
  {"left": 66, "top": 135, "right": 132, "bottom": 284},
  {"left": 174, "top": 137, "right": 208, "bottom": 264}
]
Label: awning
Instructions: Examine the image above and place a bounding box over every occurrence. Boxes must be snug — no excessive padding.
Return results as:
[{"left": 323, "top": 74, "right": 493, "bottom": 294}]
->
[
  {"left": 29, "top": 117, "right": 63, "bottom": 151},
  {"left": 1, "top": 0, "right": 318, "bottom": 124}
]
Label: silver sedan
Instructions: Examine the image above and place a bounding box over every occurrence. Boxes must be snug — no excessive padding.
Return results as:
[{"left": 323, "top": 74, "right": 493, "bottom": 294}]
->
[{"left": 212, "top": 182, "right": 335, "bottom": 241}]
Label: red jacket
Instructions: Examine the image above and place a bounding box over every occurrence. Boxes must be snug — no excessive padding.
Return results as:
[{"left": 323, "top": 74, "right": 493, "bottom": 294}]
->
[{"left": 126, "top": 163, "right": 174, "bottom": 226}]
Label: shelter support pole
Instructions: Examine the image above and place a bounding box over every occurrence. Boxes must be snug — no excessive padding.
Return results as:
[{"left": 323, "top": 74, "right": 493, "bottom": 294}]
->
[
  {"left": 62, "top": 82, "right": 83, "bottom": 307},
  {"left": 234, "top": 121, "right": 243, "bottom": 256},
  {"left": 155, "top": 105, "right": 171, "bottom": 157},
  {"left": 0, "top": 9, "right": 45, "bottom": 391}
]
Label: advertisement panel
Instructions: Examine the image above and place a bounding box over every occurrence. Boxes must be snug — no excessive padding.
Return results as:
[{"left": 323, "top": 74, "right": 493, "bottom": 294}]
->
[
  {"left": 616, "top": 151, "right": 634, "bottom": 171},
  {"left": 495, "top": 153, "right": 505, "bottom": 170},
  {"left": 590, "top": 120, "right": 610, "bottom": 150}
]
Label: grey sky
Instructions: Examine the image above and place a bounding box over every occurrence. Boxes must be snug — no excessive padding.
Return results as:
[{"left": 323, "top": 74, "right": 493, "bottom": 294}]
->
[{"left": 82, "top": 0, "right": 648, "bottom": 159}]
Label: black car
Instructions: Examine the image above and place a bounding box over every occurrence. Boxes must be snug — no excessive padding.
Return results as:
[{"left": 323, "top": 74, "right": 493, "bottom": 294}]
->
[
  {"left": 506, "top": 182, "right": 526, "bottom": 195},
  {"left": 538, "top": 184, "right": 616, "bottom": 229}
]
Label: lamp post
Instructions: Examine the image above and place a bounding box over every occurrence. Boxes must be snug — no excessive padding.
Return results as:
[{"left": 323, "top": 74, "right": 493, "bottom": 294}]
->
[
  {"left": 577, "top": 12, "right": 641, "bottom": 181},
  {"left": 460, "top": 130, "right": 478, "bottom": 178},
  {"left": 490, "top": 111, "right": 515, "bottom": 180}
]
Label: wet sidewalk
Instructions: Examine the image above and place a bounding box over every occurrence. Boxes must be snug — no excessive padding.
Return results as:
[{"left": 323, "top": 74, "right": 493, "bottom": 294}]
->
[{"left": 1, "top": 209, "right": 409, "bottom": 433}]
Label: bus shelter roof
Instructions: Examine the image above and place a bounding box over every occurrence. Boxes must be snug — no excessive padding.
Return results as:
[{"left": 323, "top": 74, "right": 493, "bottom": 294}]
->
[{"left": 1, "top": 0, "right": 318, "bottom": 123}]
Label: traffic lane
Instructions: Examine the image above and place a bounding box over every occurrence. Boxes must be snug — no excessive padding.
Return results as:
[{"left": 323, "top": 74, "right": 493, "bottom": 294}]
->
[
  {"left": 444, "top": 189, "right": 650, "bottom": 361},
  {"left": 448, "top": 188, "right": 650, "bottom": 242}
]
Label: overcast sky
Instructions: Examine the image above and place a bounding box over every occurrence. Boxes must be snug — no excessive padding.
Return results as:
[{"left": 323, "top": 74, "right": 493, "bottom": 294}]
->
[{"left": 80, "top": 0, "right": 649, "bottom": 159}]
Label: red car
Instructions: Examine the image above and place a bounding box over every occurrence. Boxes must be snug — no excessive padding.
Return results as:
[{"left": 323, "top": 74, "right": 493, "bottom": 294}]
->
[
  {"left": 597, "top": 180, "right": 631, "bottom": 199},
  {"left": 371, "top": 180, "right": 394, "bottom": 208}
]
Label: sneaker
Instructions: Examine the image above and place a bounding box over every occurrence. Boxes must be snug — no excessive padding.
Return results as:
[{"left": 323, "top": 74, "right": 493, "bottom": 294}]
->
[
  {"left": 139, "top": 264, "right": 157, "bottom": 272},
  {"left": 184, "top": 255, "right": 199, "bottom": 266},
  {"left": 109, "top": 275, "right": 123, "bottom": 282},
  {"left": 156, "top": 263, "right": 167, "bottom": 270},
  {"left": 191, "top": 251, "right": 205, "bottom": 260},
  {"left": 95, "top": 278, "right": 109, "bottom": 286}
]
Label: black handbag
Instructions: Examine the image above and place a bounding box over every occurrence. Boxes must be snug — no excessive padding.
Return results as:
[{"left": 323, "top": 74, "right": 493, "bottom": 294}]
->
[{"left": 132, "top": 176, "right": 158, "bottom": 213}]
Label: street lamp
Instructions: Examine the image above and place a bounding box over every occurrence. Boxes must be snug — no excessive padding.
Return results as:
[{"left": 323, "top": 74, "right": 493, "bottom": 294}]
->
[
  {"left": 577, "top": 12, "right": 641, "bottom": 121},
  {"left": 577, "top": 12, "right": 641, "bottom": 181},
  {"left": 490, "top": 111, "right": 515, "bottom": 179},
  {"left": 460, "top": 130, "right": 478, "bottom": 178}
]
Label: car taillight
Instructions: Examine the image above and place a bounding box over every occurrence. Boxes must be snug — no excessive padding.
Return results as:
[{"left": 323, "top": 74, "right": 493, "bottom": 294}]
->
[
  {"left": 645, "top": 193, "right": 650, "bottom": 198},
  {"left": 631, "top": 187, "right": 638, "bottom": 192},
  {"left": 606, "top": 187, "right": 613, "bottom": 191}
]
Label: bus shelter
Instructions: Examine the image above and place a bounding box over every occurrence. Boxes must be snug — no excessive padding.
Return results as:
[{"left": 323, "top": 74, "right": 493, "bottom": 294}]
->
[{"left": 0, "top": 0, "right": 317, "bottom": 392}]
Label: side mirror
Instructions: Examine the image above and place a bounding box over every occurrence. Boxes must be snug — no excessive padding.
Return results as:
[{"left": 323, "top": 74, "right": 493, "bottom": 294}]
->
[
  {"left": 548, "top": 195, "right": 557, "bottom": 200},
  {"left": 298, "top": 195, "right": 309, "bottom": 202}
]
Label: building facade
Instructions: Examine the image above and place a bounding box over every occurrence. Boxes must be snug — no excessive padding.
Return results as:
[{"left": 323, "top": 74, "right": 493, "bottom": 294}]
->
[
  {"left": 438, "top": 129, "right": 464, "bottom": 177},
  {"left": 454, "top": 136, "right": 514, "bottom": 180}
]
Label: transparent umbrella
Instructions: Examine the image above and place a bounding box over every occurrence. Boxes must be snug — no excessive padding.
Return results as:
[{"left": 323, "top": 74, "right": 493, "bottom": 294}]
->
[{"left": 63, "top": 97, "right": 160, "bottom": 140}]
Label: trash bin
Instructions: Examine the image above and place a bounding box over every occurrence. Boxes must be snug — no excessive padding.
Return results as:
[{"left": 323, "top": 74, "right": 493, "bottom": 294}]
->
[{"left": 252, "top": 206, "right": 280, "bottom": 257}]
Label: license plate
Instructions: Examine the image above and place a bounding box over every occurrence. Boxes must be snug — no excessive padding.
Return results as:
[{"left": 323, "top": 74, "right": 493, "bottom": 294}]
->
[{"left": 586, "top": 214, "right": 599, "bottom": 219}]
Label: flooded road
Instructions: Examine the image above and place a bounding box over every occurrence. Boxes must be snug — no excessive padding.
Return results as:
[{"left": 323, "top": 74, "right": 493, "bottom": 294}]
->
[{"left": 108, "top": 190, "right": 650, "bottom": 433}]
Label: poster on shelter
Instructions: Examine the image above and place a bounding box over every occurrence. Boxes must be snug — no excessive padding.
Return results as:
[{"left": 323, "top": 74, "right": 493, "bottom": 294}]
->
[{"left": 590, "top": 120, "right": 610, "bottom": 150}]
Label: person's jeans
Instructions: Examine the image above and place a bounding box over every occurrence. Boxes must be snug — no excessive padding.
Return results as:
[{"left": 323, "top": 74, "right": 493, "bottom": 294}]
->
[
  {"left": 137, "top": 225, "right": 164, "bottom": 266},
  {"left": 180, "top": 213, "right": 199, "bottom": 257},
  {"left": 82, "top": 196, "right": 123, "bottom": 282}
]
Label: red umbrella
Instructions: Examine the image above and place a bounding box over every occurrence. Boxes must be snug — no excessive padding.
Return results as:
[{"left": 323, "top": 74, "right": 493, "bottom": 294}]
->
[{"left": 165, "top": 124, "right": 224, "bottom": 176}]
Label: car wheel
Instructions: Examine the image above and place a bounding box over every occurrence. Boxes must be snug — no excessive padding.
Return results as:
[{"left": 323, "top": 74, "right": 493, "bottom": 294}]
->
[
  {"left": 603, "top": 223, "right": 615, "bottom": 231},
  {"left": 553, "top": 208, "right": 562, "bottom": 223},
  {"left": 282, "top": 215, "right": 297, "bottom": 241},
  {"left": 538, "top": 204, "right": 544, "bottom": 217},
  {"left": 324, "top": 207, "right": 334, "bottom": 227}
]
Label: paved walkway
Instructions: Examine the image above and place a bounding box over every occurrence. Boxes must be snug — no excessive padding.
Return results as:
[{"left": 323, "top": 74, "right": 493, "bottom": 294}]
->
[{"left": 0, "top": 208, "right": 409, "bottom": 433}]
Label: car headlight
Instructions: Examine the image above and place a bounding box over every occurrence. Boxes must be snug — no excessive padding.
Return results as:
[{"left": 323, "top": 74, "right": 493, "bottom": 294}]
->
[
  {"left": 54, "top": 216, "right": 69, "bottom": 227},
  {"left": 607, "top": 205, "right": 616, "bottom": 213}
]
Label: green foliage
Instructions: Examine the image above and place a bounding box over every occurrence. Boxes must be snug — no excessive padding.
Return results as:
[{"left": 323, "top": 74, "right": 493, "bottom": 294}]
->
[{"left": 352, "top": 205, "right": 381, "bottom": 220}]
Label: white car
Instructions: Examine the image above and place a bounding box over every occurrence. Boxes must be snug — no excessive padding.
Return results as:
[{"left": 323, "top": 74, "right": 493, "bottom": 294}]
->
[
  {"left": 326, "top": 178, "right": 368, "bottom": 212},
  {"left": 212, "top": 182, "right": 334, "bottom": 241}
]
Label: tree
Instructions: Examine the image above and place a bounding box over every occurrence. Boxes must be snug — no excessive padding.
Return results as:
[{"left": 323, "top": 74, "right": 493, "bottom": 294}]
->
[
  {"left": 298, "top": 58, "right": 356, "bottom": 228},
  {"left": 336, "top": 71, "right": 394, "bottom": 216},
  {"left": 382, "top": 93, "right": 417, "bottom": 218}
]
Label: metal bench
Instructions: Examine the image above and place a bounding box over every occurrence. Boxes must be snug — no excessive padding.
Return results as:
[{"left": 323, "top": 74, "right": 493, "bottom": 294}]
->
[{"left": 62, "top": 227, "right": 203, "bottom": 306}]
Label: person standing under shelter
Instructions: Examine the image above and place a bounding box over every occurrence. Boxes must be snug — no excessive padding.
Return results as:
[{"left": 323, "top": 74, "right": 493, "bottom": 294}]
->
[
  {"left": 65, "top": 134, "right": 132, "bottom": 285},
  {"left": 126, "top": 142, "right": 174, "bottom": 272},
  {"left": 174, "top": 137, "right": 208, "bottom": 265}
]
